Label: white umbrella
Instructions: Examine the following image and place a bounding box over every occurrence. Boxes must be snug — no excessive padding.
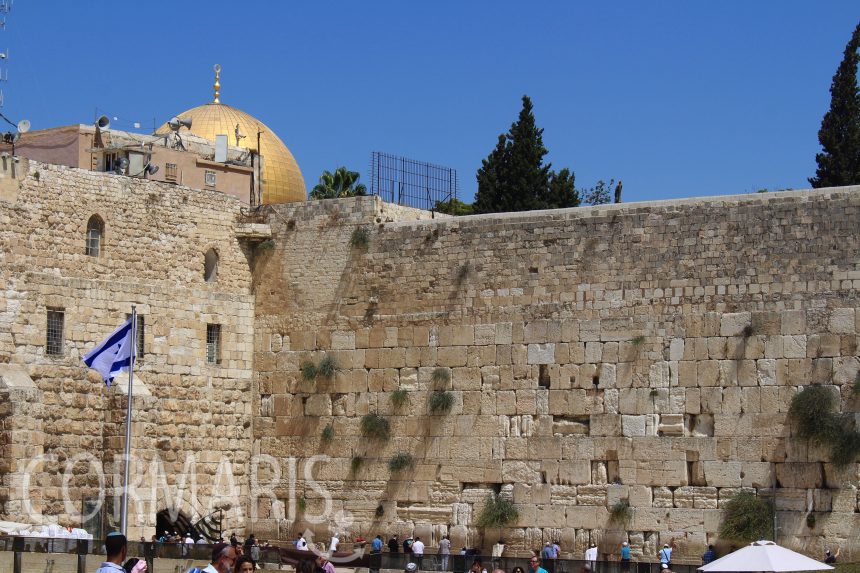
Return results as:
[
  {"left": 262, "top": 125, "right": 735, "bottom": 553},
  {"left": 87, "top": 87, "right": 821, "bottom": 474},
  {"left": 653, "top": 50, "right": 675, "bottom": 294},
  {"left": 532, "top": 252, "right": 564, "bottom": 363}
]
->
[{"left": 699, "top": 540, "right": 833, "bottom": 572}]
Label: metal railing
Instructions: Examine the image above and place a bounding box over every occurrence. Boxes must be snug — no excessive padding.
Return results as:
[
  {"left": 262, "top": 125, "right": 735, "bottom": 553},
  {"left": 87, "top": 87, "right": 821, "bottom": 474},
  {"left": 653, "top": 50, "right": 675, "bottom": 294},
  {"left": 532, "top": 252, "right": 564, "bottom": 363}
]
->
[
  {"left": 0, "top": 537, "right": 283, "bottom": 573},
  {"left": 366, "top": 553, "right": 703, "bottom": 573}
]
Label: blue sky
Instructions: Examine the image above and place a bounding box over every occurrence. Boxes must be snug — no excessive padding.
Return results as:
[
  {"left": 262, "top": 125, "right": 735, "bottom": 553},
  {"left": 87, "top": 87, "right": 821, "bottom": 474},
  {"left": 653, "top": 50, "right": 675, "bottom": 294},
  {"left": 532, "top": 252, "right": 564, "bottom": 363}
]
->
[{"left": 4, "top": 2, "right": 858, "bottom": 203}]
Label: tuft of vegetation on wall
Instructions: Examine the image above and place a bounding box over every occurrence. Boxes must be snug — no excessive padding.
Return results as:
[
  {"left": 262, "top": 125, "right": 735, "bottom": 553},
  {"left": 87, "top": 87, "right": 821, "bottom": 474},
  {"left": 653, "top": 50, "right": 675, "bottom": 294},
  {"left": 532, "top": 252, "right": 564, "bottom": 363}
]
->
[
  {"left": 609, "top": 500, "right": 631, "bottom": 525},
  {"left": 350, "top": 227, "right": 370, "bottom": 248},
  {"left": 388, "top": 452, "right": 415, "bottom": 472},
  {"left": 360, "top": 413, "right": 391, "bottom": 441},
  {"left": 718, "top": 491, "right": 772, "bottom": 543},
  {"left": 301, "top": 355, "right": 339, "bottom": 382},
  {"left": 475, "top": 493, "right": 519, "bottom": 528},
  {"left": 391, "top": 388, "right": 410, "bottom": 408},
  {"left": 429, "top": 391, "right": 455, "bottom": 414},
  {"left": 788, "top": 385, "right": 860, "bottom": 468},
  {"left": 321, "top": 423, "right": 334, "bottom": 442}
]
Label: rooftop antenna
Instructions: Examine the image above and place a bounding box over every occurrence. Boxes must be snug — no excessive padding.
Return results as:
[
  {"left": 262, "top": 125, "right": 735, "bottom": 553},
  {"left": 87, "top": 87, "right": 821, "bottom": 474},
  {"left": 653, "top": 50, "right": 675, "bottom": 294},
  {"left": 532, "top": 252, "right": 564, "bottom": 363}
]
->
[{"left": 0, "top": 1, "right": 11, "bottom": 110}]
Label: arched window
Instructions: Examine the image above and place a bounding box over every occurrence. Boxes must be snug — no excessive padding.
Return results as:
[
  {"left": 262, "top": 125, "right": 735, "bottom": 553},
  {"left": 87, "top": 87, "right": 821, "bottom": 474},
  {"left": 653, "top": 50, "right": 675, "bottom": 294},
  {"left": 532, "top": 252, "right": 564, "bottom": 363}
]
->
[
  {"left": 86, "top": 215, "right": 104, "bottom": 257},
  {"left": 204, "top": 248, "right": 219, "bottom": 282}
]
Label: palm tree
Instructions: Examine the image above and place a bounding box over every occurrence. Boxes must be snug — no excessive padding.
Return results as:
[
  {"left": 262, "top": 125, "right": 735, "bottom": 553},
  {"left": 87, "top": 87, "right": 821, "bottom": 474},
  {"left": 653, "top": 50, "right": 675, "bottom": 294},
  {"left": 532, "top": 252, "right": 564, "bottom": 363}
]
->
[{"left": 310, "top": 167, "right": 367, "bottom": 199}]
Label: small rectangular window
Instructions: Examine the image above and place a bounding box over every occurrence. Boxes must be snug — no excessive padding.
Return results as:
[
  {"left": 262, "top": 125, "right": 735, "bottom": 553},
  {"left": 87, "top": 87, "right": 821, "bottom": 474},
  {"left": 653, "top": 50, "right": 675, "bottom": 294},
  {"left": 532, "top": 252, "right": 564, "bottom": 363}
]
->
[
  {"left": 46, "top": 309, "right": 65, "bottom": 356},
  {"left": 86, "top": 227, "right": 101, "bottom": 257},
  {"left": 206, "top": 323, "right": 221, "bottom": 365},
  {"left": 205, "top": 170, "right": 216, "bottom": 187},
  {"left": 126, "top": 314, "right": 145, "bottom": 360},
  {"left": 165, "top": 163, "right": 178, "bottom": 183}
]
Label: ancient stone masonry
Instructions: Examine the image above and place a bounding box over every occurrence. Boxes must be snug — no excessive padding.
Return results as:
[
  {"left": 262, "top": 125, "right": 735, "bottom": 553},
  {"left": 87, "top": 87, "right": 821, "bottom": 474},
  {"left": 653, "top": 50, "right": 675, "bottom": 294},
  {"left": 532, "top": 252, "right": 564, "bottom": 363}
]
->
[
  {"left": 2, "top": 155, "right": 860, "bottom": 559},
  {"left": 0, "top": 160, "right": 255, "bottom": 539},
  {"left": 252, "top": 188, "right": 860, "bottom": 558}
]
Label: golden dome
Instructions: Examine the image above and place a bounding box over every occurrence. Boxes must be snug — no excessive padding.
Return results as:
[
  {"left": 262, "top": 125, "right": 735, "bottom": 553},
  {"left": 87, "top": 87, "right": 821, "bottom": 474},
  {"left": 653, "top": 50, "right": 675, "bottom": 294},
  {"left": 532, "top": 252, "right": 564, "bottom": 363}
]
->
[{"left": 156, "top": 66, "right": 306, "bottom": 204}]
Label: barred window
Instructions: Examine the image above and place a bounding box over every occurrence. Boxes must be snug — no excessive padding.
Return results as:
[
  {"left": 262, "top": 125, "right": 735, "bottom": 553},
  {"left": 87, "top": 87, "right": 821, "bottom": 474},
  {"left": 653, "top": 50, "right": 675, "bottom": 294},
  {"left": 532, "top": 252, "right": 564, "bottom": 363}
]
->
[
  {"left": 206, "top": 323, "right": 221, "bottom": 365},
  {"left": 126, "top": 314, "right": 145, "bottom": 360},
  {"left": 86, "top": 215, "right": 104, "bottom": 257},
  {"left": 204, "top": 170, "right": 216, "bottom": 187},
  {"left": 46, "top": 309, "right": 64, "bottom": 356},
  {"left": 165, "top": 163, "right": 178, "bottom": 183}
]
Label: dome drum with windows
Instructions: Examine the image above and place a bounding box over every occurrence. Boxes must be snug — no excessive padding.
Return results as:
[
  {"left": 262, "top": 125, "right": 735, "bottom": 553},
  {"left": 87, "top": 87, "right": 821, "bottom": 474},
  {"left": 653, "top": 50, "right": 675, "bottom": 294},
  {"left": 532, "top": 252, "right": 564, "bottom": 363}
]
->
[{"left": 156, "top": 65, "right": 305, "bottom": 204}]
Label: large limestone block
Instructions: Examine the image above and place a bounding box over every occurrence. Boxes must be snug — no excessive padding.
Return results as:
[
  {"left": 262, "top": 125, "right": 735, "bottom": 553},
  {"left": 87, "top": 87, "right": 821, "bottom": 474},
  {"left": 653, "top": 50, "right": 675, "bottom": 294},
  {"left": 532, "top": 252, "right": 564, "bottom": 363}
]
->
[
  {"left": 591, "top": 414, "right": 622, "bottom": 436},
  {"left": 622, "top": 415, "right": 647, "bottom": 437},
  {"left": 830, "top": 308, "right": 856, "bottom": 334},
  {"left": 720, "top": 313, "right": 751, "bottom": 336},
  {"left": 783, "top": 335, "right": 807, "bottom": 359},
  {"left": 502, "top": 461, "right": 542, "bottom": 484},
  {"left": 703, "top": 460, "right": 742, "bottom": 487},
  {"left": 558, "top": 460, "right": 591, "bottom": 484},
  {"left": 528, "top": 343, "right": 556, "bottom": 365},
  {"left": 606, "top": 484, "right": 629, "bottom": 507},
  {"left": 776, "top": 462, "right": 824, "bottom": 489},
  {"left": 629, "top": 484, "right": 652, "bottom": 507}
]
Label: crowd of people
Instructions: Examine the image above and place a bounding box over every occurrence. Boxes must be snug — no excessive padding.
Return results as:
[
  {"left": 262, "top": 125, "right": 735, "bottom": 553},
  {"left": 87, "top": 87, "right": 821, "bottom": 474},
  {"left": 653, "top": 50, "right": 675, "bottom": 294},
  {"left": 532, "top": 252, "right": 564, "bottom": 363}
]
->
[
  {"left": 93, "top": 530, "right": 842, "bottom": 573},
  {"left": 96, "top": 531, "right": 272, "bottom": 573}
]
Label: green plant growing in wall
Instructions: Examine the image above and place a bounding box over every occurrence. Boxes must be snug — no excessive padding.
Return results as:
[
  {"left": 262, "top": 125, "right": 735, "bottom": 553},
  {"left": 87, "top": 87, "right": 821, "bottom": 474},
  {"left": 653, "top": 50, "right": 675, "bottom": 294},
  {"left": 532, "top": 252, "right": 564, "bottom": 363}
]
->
[
  {"left": 297, "top": 497, "right": 307, "bottom": 513},
  {"left": 351, "top": 456, "right": 364, "bottom": 474},
  {"left": 256, "top": 239, "right": 275, "bottom": 251},
  {"left": 609, "top": 500, "right": 631, "bottom": 525},
  {"left": 788, "top": 385, "right": 860, "bottom": 468},
  {"left": 718, "top": 491, "right": 772, "bottom": 543},
  {"left": 388, "top": 452, "right": 415, "bottom": 472},
  {"left": 429, "top": 391, "right": 455, "bottom": 414},
  {"left": 317, "top": 354, "right": 340, "bottom": 379},
  {"left": 350, "top": 227, "right": 370, "bottom": 248},
  {"left": 391, "top": 388, "right": 410, "bottom": 408},
  {"left": 375, "top": 504, "right": 385, "bottom": 518},
  {"left": 301, "top": 355, "right": 339, "bottom": 383},
  {"left": 431, "top": 367, "right": 451, "bottom": 387},
  {"left": 300, "top": 361, "right": 317, "bottom": 382},
  {"left": 475, "top": 493, "right": 519, "bottom": 528},
  {"left": 806, "top": 513, "right": 816, "bottom": 529},
  {"left": 631, "top": 335, "right": 645, "bottom": 346},
  {"left": 321, "top": 423, "right": 335, "bottom": 442},
  {"left": 360, "top": 413, "right": 391, "bottom": 441}
]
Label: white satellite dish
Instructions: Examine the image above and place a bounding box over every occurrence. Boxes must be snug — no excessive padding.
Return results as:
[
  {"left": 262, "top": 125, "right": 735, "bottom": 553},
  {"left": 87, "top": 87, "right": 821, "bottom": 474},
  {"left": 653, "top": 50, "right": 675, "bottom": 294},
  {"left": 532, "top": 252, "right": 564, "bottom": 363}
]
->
[{"left": 17, "top": 119, "right": 30, "bottom": 134}]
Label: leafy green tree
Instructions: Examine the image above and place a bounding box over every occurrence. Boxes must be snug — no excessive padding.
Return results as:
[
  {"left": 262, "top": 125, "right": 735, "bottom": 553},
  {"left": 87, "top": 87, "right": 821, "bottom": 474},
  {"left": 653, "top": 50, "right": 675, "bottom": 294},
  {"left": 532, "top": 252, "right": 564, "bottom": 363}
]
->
[
  {"left": 474, "top": 96, "right": 580, "bottom": 213},
  {"left": 310, "top": 167, "right": 367, "bottom": 199},
  {"left": 581, "top": 179, "right": 615, "bottom": 206},
  {"left": 434, "top": 198, "right": 474, "bottom": 216},
  {"left": 810, "top": 21, "right": 860, "bottom": 188}
]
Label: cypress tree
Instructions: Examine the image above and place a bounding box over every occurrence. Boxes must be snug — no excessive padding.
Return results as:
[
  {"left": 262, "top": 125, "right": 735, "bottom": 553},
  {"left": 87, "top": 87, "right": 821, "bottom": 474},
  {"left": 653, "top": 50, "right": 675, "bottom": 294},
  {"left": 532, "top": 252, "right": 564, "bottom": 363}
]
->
[
  {"left": 810, "top": 21, "right": 860, "bottom": 188},
  {"left": 474, "top": 96, "right": 579, "bottom": 213}
]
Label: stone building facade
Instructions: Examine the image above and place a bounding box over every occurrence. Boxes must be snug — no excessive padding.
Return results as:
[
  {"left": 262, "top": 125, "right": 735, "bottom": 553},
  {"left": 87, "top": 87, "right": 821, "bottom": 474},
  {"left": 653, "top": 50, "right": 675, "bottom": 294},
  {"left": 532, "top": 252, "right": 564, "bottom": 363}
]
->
[{"left": 1, "top": 157, "right": 859, "bottom": 559}]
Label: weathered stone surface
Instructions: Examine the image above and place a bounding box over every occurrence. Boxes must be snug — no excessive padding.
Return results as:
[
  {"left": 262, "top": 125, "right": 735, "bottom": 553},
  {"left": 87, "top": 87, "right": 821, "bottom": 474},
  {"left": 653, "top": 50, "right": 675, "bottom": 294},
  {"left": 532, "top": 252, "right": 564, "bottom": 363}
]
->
[{"left": 5, "top": 164, "right": 860, "bottom": 554}]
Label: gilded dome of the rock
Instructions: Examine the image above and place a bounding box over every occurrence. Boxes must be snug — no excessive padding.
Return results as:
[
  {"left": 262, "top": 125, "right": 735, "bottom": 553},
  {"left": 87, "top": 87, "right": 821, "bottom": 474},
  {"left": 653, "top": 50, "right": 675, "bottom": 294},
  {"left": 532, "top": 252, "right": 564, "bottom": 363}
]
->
[{"left": 156, "top": 67, "right": 305, "bottom": 204}]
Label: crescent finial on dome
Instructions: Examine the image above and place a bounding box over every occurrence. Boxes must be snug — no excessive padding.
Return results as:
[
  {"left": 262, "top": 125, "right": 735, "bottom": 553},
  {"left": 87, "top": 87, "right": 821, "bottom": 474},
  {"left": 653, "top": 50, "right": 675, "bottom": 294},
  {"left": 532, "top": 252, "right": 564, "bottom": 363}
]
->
[{"left": 213, "top": 64, "right": 222, "bottom": 104}]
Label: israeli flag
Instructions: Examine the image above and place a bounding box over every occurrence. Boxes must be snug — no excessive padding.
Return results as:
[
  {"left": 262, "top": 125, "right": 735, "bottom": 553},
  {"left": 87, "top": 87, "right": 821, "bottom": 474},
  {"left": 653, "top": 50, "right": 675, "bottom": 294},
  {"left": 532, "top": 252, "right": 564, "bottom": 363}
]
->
[{"left": 83, "top": 317, "right": 134, "bottom": 387}]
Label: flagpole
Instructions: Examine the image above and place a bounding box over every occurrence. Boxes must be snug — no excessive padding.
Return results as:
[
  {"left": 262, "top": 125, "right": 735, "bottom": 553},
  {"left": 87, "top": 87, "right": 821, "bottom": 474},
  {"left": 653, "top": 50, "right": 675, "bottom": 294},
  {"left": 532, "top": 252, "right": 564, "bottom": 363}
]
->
[{"left": 120, "top": 305, "right": 137, "bottom": 536}]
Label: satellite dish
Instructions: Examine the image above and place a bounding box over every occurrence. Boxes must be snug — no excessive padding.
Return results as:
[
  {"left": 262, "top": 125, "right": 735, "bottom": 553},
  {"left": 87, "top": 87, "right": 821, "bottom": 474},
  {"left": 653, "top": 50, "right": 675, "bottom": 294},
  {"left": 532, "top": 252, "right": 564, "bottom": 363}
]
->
[
  {"left": 17, "top": 119, "right": 30, "bottom": 134},
  {"left": 96, "top": 115, "right": 110, "bottom": 129},
  {"left": 144, "top": 163, "right": 159, "bottom": 176}
]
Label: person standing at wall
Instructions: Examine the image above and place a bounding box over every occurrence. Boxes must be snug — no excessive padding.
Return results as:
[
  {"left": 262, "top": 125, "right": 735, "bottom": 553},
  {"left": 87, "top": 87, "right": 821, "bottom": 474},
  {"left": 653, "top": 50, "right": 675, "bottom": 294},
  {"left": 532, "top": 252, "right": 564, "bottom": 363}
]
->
[
  {"left": 620, "top": 542, "right": 631, "bottom": 572},
  {"left": 439, "top": 534, "right": 451, "bottom": 571}
]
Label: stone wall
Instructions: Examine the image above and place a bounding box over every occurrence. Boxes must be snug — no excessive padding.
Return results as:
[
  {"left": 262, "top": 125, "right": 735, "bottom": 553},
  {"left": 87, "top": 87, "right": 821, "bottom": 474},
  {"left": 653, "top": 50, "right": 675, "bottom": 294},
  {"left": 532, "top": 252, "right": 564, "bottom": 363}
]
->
[
  {"left": 0, "top": 160, "right": 256, "bottom": 539},
  {"left": 252, "top": 188, "right": 860, "bottom": 559}
]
